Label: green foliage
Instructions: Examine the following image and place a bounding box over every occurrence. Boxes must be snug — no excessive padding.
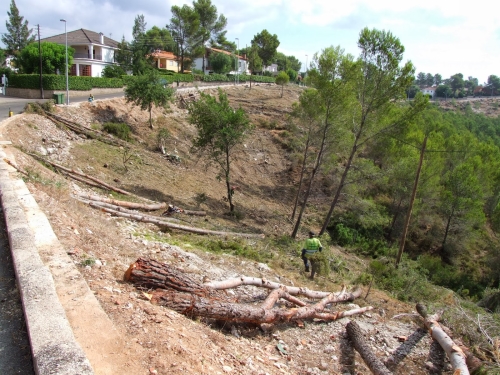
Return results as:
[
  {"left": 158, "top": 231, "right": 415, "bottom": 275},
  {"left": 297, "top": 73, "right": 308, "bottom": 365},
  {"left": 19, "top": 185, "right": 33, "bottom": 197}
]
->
[
  {"left": 156, "top": 127, "right": 170, "bottom": 151},
  {"left": 208, "top": 52, "right": 232, "bottom": 74},
  {"left": 275, "top": 71, "right": 289, "bottom": 97},
  {"left": 18, "top": 42, "right": 74, "bottom": 74},
  {"left": 286, "top": 68, "right": 298, "bottom": 82},
  {"left": 9, "top": 74, "right": 124, "bottom": 90},
  {"left": 188, "top": 88, "right": 253, "bottom": 211},
  {"left": 125, "top": 69, "right": 174, "bottom": 127},
  {"left": 306, "top": 251, "right": 330, "bottom": 277},
  {"left": 200, "top": 238, "right": 272, "bottom": 262},
  {"left": 369, "top": 259, "right": 438, "bottom": 302},
  {"left": 102, "top": 65, "right": 127, "bottom": 78},
  {"left": 167, "top": 4, "right": 200, "bottom": 73},
  {"left": 251, "top": 29, "right": 280, "bottom": 67},
  {"left": 102, "top": 122, "right": 132, "bottom": 141},
  {"left": 2, "top": 0, "right": 35, "bottom": 55}
]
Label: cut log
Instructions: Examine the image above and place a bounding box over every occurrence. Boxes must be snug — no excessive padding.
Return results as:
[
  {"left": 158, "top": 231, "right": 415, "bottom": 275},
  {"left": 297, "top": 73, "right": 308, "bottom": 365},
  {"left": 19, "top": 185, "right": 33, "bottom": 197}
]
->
[
  {"left": 416, "top": 304, "right": 471, "bottom": 375},
  {"left": 150, "top": 289, "right": 372, "bottom": 324},
  {"left": 75, "top": 193, "right": 166, "bottom": 211},
  {"left": 96, "top": 205, "right": 264, "bottom": 238},
  {"left": 125, "top": 258, "right": 372, "bottom": 325},
  {"left": 346, "top": 321, "right": 393, "bottom": 375}
]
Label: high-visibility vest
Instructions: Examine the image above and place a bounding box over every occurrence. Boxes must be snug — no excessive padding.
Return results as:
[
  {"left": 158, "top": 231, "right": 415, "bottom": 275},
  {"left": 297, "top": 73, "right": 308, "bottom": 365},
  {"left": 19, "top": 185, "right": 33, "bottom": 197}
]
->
[{"left": 304, "top": 238, "right": 322, "bottom": 255}]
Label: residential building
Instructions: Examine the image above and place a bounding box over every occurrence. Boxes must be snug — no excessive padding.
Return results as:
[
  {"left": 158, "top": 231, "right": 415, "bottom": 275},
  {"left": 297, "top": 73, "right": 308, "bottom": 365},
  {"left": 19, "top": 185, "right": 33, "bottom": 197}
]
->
[
  {"left": 41, "top": 29, "right": 119, "bottom": 77},
  {"left": 263, "top": 63, "right": 278, "bottom": 74},
  {"left": 420, "top": 86, "right": 436, "bottom": 98},
  {"left": 150, "top": 50, "right": 180, "bottom": 72},
  {"left": 192, "top": 47, "right": 248, "bottom": 75}
]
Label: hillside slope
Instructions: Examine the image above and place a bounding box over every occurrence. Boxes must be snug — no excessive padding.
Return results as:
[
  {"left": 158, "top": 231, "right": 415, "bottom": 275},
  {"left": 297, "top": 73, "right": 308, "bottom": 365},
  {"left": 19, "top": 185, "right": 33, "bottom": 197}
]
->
[{"left": 0, "top": 85, "right": 490, "bottom": 374}]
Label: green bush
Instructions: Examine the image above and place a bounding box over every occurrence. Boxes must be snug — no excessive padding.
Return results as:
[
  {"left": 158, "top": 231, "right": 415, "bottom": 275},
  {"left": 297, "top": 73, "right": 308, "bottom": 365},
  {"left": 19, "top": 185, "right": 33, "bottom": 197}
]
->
[
  {"left": 102, "top": 122, "right": 132, "bottom": 141},
  {"left": 9, "top": 74, "right": 123, "bottom": 90}
]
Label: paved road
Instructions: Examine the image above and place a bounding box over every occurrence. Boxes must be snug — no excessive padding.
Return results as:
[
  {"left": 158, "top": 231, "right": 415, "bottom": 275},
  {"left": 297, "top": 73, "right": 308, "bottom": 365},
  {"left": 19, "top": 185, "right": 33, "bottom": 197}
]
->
[
  {"left": 0, "top": 91, "right": 125, "bottom": 121},
  {"left": 0, "top": 208, "right": 35, "bottom": 374}
]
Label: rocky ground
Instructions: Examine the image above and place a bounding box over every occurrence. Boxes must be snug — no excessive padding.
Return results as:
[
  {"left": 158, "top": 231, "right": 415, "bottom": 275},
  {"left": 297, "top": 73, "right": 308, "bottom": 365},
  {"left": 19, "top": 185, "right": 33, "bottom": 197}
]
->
[{"left": 0, "top": 85, "right": 484, "bottom": 374}]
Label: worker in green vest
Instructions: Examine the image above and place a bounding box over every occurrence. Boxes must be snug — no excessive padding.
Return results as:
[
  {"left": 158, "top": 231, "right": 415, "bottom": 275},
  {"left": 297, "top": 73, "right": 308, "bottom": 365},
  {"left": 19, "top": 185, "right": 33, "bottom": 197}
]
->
[{"left": 301, "top": 230, "right": 322, "bottom": 272}]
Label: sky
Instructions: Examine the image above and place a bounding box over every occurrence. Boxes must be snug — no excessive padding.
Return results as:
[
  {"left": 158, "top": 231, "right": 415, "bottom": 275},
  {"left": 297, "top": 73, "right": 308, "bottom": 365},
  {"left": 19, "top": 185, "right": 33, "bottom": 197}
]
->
[{"left": 1, "top": 0, "right": 499, "bottom": 84}]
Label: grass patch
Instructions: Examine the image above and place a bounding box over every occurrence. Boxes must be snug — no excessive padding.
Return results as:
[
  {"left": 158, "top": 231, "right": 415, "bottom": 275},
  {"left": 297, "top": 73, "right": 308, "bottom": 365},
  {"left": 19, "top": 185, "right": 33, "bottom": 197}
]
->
[{"left": 102, "top": 122, "right": 132, "bottom": 141}]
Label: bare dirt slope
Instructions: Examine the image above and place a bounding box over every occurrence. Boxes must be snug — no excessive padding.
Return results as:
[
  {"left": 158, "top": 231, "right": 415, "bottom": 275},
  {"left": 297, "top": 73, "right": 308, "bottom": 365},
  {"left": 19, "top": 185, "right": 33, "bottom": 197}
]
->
[{"left": 0, "top": 85, "right": 460, "bottom": 375}]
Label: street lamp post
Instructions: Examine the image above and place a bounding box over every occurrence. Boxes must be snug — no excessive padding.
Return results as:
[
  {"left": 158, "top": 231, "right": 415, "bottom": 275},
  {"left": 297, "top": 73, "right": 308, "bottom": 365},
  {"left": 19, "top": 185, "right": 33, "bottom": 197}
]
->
[
  {"left": 235, "top": 38, "right": 239, "bottom": 85},
  {"left": 305, "top": 54, "right": 308, "bottom": 86},
  {"left": 60, "top": 19, "right": 69, "bottom": 105}
]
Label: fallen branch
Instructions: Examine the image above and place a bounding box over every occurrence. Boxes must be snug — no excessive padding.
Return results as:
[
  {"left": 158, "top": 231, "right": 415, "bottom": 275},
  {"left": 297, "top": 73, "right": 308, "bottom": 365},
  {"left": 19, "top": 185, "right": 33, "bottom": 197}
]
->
[
  {"left": 416, "top": 304, "right": 471, "bottom": 375},
  {"left": 3, "top": 158, "right": 29, "bottom": 176},
  {"left": 346, "top": 321, "right": 393, "bottom": 375},
  {"left": 95, "top": 205, "right": 264, "bottom": 238},
  {"left": 75, "top": 193, "right": 166, "bottom": 211},
  {"left": 204, "top": 276, "right": 361, "bottom": 300}
]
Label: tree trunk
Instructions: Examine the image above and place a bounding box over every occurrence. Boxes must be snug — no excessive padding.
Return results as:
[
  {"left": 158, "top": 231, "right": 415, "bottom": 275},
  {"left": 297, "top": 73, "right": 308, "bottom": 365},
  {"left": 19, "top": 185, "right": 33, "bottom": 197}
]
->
[
  {"left": 346, "top": 321, "right": 393, "bottom": 375},
  {"left": 320, "top": 136, "right": 359, "bottom": 236},
  {"left": 291, "top": 134, "right": 311, "bottom": 221},
  {"left": 149, "top": 104, "right": 153, "bottom": 129},
  {"left": 442, "top": 209, "right": 454, "bottom": 249},
  {"left": 75, "top": 193, "right": 166, "bottom": 211},
  {"left": 93, "top": 205, "right": 264, "bottom": 238},
  {"left": 125, "top": 258, "right": 372, "bottom": 325},
  {"left": 416, "top": 304, "right": 471, "bottom": 375},
  {"left": 396, "top": 135, "right": 427, "bottom": 267}
]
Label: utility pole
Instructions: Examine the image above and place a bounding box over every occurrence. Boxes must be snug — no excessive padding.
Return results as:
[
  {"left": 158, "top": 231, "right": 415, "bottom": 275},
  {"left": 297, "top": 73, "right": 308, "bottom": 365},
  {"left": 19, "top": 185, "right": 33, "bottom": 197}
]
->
[{"left": 37, "top": 24, "right": 44, "bottom": 99}]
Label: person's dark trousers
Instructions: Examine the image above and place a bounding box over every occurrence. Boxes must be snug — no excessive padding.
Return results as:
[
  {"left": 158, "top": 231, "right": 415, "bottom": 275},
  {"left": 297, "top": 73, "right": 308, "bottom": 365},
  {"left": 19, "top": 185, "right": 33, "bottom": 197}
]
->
[{"left": 301, "top": 249, "right": 309, "bottom": 272}]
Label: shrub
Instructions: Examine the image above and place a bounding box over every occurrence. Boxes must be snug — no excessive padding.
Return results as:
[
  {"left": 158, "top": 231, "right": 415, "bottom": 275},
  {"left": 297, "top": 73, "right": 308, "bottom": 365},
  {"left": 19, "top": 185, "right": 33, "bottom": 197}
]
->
[{"left": 102, "top": 122, "right": 132, "bottom": 141}]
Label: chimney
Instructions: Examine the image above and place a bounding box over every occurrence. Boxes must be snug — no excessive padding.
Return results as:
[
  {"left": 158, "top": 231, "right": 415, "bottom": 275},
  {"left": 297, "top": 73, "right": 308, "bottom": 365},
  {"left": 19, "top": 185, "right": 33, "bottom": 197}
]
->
[{"left": 99, "top": 32, "right": 104, "bottom": 44}]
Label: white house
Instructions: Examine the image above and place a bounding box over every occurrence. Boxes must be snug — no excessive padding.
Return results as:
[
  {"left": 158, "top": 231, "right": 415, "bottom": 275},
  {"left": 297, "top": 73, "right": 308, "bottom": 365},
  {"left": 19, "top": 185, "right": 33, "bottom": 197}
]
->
[
  {"left": 150, "top": 50, "right": 180, "bottom": 72},
  {"left": 420, "top": 86, "right": 436, "bottom": 98},
  {"left": 41, "top": 29, "right": 119, "bottom": 77},
  {"left": 192, "top": 47, "right": 248, "bottom": 75},
  {"left": 263, "top": 63, "right": 278, "bottom": 74}
]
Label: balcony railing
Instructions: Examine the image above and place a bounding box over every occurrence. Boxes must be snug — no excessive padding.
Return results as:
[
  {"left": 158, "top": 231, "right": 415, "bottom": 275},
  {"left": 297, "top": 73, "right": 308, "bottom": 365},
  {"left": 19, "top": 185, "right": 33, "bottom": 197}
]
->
[{"left": 74, "top": 53, "right": 103, "bottom": 60}]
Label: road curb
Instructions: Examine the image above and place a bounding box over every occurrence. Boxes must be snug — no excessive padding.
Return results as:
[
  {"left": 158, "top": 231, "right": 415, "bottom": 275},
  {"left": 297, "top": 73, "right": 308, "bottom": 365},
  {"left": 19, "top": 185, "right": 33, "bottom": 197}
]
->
[{"left": 0, "top": 148, "right": 94, "bottom": 374}]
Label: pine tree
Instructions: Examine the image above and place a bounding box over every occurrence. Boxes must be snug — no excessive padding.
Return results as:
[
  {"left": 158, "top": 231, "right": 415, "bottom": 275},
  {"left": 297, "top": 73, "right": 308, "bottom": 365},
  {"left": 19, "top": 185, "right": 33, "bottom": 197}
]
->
[{"left": 2, "top": 0, "right": 35, "bottom": 56}]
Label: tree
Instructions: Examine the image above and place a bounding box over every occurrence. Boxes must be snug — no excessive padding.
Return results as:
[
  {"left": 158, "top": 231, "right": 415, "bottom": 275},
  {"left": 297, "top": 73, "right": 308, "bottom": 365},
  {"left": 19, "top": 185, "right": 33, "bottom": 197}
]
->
[
  {"left": 130, "top": 14, "right": 151, "bottom": 75},
  {"left": 115, "top": 36, "right": 133, "bottom": 73},
  {"left": 425, "top": 73, "right": 434, "bottom": 87},
  {"left": 193, "top": 0, "right": 227, "bottom": 72},
  {"left": 287, "top": 55, "right": 301, "bottom": 72},
  {"left": 438, "top": 159, "right": 485, "bottom": 261},
  {"left": 319, "top": 28, "right": 426, "bottom": 235},
  {"left": 1, "top": 0, "right": 35, "bottom": 56},
  {"left": 275, "top": 71, "right": 289, "bottom": 97},
  {"left": 208, "top": 52, "right": 231, "bottom": 73},
  {"left": 188, "top": 88, "right": 253, "bottom": 212},
  {"left": 125, "top": 70, "right": 174, "bottom": 129},
  {"left": 251, "top": 29, "right": 280, "bottom": 67},
  {"left": 434, "top": 73, "right": 442, "bottom": 86},
  {"left": 416, "top": 72, "right": 426, "bottom": 86},
  {"left": 487, "top": 75, "right": 500, "bottom": 95},
  {"left": 17, "top": 42, "right": 74, "bottom": 74},
  {"left": 143, "top": 26, "right": 175, "bottom": 52},
  {"left": 291, "top": 46, "right": 357, "bottom": 238},
  {"left": 247, "top": 42, "right": 262, "bottom": 74},
  {"left": 435, "top": 84, "right": 453, "bottom": 99},
  {"left": 286, "top": 68, "right": 298, "bottom": 82},
  {"left": 449, "top": 73, "right": 464, "bottom": 95},
  {"left": 167, "top": 4, "right": 200, "bottom": 73}
]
